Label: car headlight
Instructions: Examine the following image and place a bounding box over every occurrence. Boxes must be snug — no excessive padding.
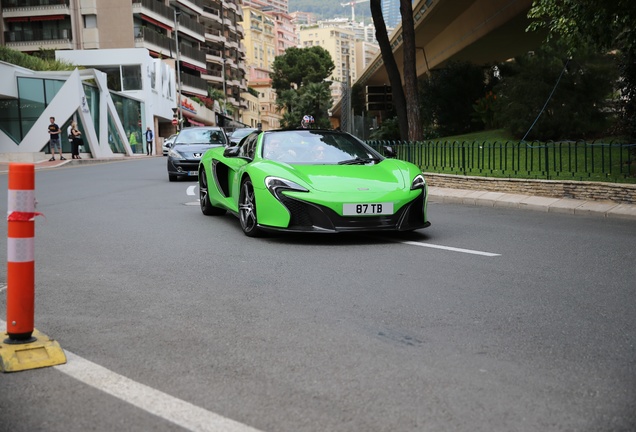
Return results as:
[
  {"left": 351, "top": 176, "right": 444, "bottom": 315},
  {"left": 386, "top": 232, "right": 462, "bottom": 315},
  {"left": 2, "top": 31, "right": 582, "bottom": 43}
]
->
[
  {"left": 168, "top": 148, "right": 184, "bottom": 160},
  {"left": 411, "top": 174, "right": 425, "bottom": 190},
  {"left": 265, "top": 176, "right": 309, "bottom": 200}
]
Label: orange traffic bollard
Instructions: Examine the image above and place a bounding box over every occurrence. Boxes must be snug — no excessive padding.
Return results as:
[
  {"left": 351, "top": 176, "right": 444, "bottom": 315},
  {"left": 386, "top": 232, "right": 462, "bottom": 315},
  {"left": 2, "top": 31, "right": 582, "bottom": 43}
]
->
[{"left": 5, "top": 163, "right": 37, "bottom": 344}]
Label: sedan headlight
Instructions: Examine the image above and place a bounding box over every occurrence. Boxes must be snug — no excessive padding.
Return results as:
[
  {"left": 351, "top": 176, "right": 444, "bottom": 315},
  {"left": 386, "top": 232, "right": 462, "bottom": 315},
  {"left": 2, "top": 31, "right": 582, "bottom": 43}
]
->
[
  {"left": 265, "top": 176, "right": 309, "bottom": 200},
  {"left": 411, "top": 174, "right": 426, "bottom": 190},
  {"left": 168, "top": 148, "right": 184, "bottom": 160}
]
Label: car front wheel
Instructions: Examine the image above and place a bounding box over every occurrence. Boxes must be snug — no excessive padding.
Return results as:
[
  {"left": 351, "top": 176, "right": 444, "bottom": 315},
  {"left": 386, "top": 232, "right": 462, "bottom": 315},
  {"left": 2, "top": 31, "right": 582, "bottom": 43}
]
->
[
  {"left": 239, "top": 178, "right": 261, "bottom": 237},
  {"left": 199, "top": 168, "right": 226, "bottom": 216}
]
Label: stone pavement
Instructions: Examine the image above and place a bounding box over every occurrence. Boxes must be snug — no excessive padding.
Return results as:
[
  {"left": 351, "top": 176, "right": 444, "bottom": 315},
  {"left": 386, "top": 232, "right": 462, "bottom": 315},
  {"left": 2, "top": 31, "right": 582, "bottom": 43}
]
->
[{"left": 1, "top": 157, "right": 635, "bottom": 221}]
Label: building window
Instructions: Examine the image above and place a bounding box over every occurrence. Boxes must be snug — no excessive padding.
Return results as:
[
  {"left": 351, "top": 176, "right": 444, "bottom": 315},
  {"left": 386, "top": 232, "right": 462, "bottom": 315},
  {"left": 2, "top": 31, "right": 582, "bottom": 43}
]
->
[
  {"left": 84, "top": 15, "right": 97, "bottom": 29},
  {"left": 122, "top": 65, "right": 142, "bottom": 91}
]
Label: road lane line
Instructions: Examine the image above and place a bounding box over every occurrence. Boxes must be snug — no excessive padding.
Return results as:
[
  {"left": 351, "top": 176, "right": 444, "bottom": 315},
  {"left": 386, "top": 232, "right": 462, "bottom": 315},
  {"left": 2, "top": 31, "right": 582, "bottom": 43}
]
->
[
  {"left": 0, "top": 318, "right": 263, "bottom": 432},
  {"left": 55, "top": 351, "right": 264, "bottom": 432},
  {"left": 393, "top": 239, "right": 500, "bottom": 257},
  {"left": 186, "top": 185, "right": 197, "bottom": 196}
]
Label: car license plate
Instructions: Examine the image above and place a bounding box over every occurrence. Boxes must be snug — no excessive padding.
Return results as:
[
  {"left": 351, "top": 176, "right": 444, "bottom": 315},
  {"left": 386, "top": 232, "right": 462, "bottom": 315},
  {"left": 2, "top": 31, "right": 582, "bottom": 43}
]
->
[
  {"left": 188, "top": 171, "right": 198, "bottom": 176},
  {"left": 343, "top": 202, "right": 393, "bottom": 215}
]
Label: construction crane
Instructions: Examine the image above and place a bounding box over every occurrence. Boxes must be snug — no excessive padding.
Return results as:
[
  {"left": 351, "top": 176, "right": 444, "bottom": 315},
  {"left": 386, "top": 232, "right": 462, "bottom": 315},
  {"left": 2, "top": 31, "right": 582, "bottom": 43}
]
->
[{"left": 341, "top": 0, "right": 370, "bottom": 22}]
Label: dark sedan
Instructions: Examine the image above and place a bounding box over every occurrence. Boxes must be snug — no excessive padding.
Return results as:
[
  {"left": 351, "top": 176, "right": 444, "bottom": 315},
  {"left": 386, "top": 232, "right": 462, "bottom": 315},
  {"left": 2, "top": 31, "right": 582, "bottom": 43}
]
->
[
  {"left": 228, "top": 127, "right": 259, "bottom": 146},
  {"left": 167, "top": 127, "right": 228, "bottom": 181}
]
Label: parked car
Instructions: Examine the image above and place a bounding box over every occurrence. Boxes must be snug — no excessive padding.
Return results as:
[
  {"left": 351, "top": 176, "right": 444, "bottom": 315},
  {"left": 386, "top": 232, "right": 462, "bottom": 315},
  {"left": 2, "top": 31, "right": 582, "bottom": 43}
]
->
[
  {"left": 167, "top": 127, "right": 228, "bottom": 181},
  {"left": 162, "top": 134, "right": 178, "bottom": 156},
  {"left": 228, "top": 127, "right": 259, "bottom": 146},
  {"left": 198, "top": 128, "right": 430, "bottom": 236}
]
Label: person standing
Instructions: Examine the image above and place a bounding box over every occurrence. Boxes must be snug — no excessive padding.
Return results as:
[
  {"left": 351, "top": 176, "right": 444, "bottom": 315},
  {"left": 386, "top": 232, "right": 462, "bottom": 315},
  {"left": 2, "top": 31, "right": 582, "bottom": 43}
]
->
[
  {"left": 70, "top": 121, "right": 82, "bottom": 159},
  {"left": 129, "top": 130, "right": 138, "bottom": 153},
  {"left": 145, "top": 126, "right": 154, "bottom": 156},
  {"left": 48, "top": 117, "right": 65, "bottom": 161}
]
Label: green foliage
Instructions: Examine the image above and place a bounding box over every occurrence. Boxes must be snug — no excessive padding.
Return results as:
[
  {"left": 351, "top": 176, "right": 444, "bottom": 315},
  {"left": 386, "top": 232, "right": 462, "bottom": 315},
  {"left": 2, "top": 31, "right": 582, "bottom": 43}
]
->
[
  {"left": 270, "top": 46, "right": 334, "bottom": 92},
  {"left": 208, "top": 87, "right": 225, "bottom": 101},
  {"left": 0, "top": 46, "right": 75, "bottom": 71},
  {"left": 419, "top": 61, "right": 486, "bottom": 136},
  {"left": 247, "top": 87, "right": 259, "bottom": 97},
  {"left": 527, "top": 0, "right": 636, "bottom": 139},
  {"left": 527, "top": 0, "right": 636, "bottom": 55},
  {"left": 494, "top": 42, "right": 619, "bottom": 140},
  {"left": 472, "top": 91, "right": 501, "bottom": 130},
  {"left": 369, "top": 117, "right": 401, "bottom": 140},
  {"left": 350, "top": 82, "right": 366, "bottom": 115},
  {"left": 277, "top": 82, "right": 333, "bottom": 128}
]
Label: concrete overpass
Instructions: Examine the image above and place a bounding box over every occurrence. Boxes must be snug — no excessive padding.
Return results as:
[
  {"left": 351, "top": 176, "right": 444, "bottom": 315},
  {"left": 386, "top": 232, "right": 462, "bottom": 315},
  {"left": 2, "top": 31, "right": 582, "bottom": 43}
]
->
[{"left": 333, "top": 0, "right": 544, "bottom": 122}]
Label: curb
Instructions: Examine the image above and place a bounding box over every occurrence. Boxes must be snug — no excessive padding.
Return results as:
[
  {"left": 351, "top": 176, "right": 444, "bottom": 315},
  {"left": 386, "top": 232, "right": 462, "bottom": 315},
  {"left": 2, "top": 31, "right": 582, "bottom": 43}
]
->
[{"left": 428, "top": 187, "right": 636, "bottom": 220}]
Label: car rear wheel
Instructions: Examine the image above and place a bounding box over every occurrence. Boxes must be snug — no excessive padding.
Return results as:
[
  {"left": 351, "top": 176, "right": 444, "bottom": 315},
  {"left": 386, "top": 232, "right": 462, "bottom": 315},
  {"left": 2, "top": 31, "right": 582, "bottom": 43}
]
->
[
  {"left": 199, "top": 168, "right": 226, "bottom": 216},
  {"left": 239, "top": 178, "right": 261, "bottom": 237}
]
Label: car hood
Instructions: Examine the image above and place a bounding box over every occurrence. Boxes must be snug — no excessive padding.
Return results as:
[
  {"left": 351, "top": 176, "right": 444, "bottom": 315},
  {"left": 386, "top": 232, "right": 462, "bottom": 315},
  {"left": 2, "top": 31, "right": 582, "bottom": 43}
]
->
[
  {"left": 266, "top": 160, "right": 411, "bottom": 193},
  {"left": 172, "top": 144, "right": 222, "bottom": 156}
]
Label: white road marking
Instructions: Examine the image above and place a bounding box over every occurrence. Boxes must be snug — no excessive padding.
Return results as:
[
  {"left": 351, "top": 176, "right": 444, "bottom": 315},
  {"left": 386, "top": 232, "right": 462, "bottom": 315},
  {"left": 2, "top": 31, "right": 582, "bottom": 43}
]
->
[
  {"left": 0, "top": 284, "right": 6, "bottom": 293},
  {"left": 187, "top": 185, "right": 197, "bottom": 196},
  {"left": 0, "top": 320, "right": 263, "bottom": 432},
  {"left": 391, "top": 239, "right": 500, "bottom": 257}
]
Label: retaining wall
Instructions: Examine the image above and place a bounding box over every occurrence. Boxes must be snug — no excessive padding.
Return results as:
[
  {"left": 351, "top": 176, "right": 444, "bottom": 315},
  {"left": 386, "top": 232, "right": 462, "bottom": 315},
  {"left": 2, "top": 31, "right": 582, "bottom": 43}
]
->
[{"left": 424, "top": 173, "right": 636, "bottom": 204}]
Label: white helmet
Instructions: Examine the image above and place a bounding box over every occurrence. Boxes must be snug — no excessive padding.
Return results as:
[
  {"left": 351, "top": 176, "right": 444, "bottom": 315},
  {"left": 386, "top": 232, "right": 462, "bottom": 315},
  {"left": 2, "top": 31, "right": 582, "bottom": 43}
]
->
[{"left": 301, "top": 115, "right": 314, "bottom": 128}]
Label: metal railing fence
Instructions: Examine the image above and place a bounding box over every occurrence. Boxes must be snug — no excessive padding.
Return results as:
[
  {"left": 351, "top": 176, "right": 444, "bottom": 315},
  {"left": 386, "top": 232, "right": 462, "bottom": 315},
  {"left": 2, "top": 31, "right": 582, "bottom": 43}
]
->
[{"left": 366, "top": 139, "right": 636, "bottom": 183}]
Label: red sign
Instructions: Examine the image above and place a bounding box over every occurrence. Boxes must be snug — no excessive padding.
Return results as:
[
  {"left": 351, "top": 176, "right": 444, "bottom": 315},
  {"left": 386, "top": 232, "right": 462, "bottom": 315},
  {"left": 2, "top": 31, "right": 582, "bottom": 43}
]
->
[{"left": 172, "top": 118, "right": 178, "bottom": 125}]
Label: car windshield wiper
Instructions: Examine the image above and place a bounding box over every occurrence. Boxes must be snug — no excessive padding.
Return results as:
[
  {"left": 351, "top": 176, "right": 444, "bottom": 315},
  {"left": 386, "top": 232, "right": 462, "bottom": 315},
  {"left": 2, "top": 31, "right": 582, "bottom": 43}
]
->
[{"left": 338, "top": 156, "right": 380, "bottom": 165}]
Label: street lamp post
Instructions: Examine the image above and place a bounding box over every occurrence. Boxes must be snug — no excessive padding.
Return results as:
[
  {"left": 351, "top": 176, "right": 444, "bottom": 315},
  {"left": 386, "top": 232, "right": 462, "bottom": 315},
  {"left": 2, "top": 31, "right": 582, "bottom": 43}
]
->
[{"left": 173, "top": 8, "right": 183, "bottom": 131}]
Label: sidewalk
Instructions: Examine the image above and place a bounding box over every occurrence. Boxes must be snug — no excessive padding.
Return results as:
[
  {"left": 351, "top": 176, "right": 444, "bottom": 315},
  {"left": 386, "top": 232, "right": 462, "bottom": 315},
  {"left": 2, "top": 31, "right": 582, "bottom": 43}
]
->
[
  {"left": 427, "top": 186, "right": 636, "bottom": 220},
  {"left": 1, "top": 158, "right": 634, "bottom": 220}
]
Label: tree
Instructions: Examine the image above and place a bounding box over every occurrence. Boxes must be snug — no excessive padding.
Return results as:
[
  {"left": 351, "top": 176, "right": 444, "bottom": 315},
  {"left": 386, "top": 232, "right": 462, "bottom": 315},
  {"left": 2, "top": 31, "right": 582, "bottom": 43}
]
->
[
  {"left": 399, "top": 0, "right": 422, "bottom": 141},
  {"left": 419, "top": 61, "right": 486, "bottom": 137},
  {"left": 370, "top": 0, "right": 408, "bottom": 140},
  {"left": 528, "top": 0, "right": 636, "bottom": 138},
  {"left": 270, "top": 46, "right": 334, "bottom": 92},
  {"left": 271, "top": 46, "right": 335, "bottom": 128},
  {"left": 276, "top": 83, "right": 333, "bottom": 129},
  {"left": 494, "top": 42, "right": 618, "bottom": 140}
]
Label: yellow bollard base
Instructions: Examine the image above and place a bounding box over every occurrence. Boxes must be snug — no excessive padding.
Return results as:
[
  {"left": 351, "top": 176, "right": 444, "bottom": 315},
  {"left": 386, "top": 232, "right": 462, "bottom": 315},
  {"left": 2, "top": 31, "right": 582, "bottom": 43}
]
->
[{"left": 0, "top": 327, "right": 67, "bottom": 373}]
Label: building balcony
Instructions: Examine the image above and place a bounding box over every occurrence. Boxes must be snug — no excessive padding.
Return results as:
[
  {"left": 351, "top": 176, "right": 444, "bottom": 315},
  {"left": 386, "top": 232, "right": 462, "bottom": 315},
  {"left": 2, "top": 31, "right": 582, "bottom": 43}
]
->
[
  {"left": 2, "top": 0, "right": 70, "bottom": 17},
  {"left": 174, "top": 0, "right": 204, "bottom": 15},
  {"left": 134, "top": 26, "right": 175, "bottom": 57},
  {"left": 179, "top": 44, "right": 206, "bottom": 68},
  {"left": 205, "top": 50, "right": 223, "bottom": 64},
  {"left": 180, "top": 72, "right": 208, "bottom": 94},
  {"left": 4, "top": 27, "right": 72, "bottom": 51},
  {"left": 132, "top": 0, "right": 173, "bottom": 29},
  {"left": 205, "top": 29, "right": 223, "bottom": 44},
  {"left": 201, "top": 70, "right": 224, "bottom": 84}
]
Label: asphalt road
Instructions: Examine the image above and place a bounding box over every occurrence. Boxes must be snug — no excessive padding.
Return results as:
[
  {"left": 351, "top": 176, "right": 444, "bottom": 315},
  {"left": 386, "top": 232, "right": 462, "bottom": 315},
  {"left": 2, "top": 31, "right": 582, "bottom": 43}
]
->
[{"left": 0, "top": 158, "right": 634, "bottom": 432}]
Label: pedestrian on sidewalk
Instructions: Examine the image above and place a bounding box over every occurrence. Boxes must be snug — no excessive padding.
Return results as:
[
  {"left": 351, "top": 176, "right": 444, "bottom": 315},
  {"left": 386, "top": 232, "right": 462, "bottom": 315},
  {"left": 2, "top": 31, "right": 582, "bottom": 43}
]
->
[
  {"left": 129, "top": 130, "right": 138, "bottom": 153},
  {"left": 70, "top": 121, "right": 83, "bottom": 159},
  {"left": 145, "top": 126, "right": 154, "bottom": 156},
  {"left": 48, "top": 117, "right": 65, "bottom": 161}
]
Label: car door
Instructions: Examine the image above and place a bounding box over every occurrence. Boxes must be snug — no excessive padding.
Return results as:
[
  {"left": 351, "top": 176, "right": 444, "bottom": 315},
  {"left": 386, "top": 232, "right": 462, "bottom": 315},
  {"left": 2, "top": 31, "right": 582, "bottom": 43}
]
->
[{"left": 213, "top": 132, "right": 259, "bottom": 212}]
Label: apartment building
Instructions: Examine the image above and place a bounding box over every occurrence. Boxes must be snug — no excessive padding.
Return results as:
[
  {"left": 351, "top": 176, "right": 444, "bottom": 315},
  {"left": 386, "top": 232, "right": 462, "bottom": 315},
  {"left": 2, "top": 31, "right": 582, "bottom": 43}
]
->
[
  {"left": 289, "top": 10, "right": 315, "bottom": 27},
  {"left": 0, "top": 0, "right": 248, "bottom": 124},
  {"left": 241, "top": 5, "right": 281, "bottom": 129},
  {"left": 299, "top": 25, "right": 356, "bottom": 103},
  {"left": 270, "top": 10, "right": 296, "bottom": 56},
  {"left": 241, "top": 0, "right": 288, "bottom": 15}
]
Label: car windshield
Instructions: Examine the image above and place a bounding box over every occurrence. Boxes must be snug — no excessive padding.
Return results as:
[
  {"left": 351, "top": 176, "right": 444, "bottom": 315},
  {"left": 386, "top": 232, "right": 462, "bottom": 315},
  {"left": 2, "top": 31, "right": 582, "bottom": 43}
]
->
[
  {"left": 261, "top": 130, "right": 383, "bottom": 164},
  {"left": 176, "top": 129, "right": 226, "bottom": 145}
]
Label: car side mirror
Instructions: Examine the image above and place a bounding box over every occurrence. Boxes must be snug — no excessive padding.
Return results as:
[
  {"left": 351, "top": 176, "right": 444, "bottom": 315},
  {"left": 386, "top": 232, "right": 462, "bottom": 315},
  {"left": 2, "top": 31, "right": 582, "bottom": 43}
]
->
[
  {"left": 223, "top": 146, "right": 240, "bottom": 157},
  {"left": 383, "top": 146, "right": 396, "bottom": 158}
]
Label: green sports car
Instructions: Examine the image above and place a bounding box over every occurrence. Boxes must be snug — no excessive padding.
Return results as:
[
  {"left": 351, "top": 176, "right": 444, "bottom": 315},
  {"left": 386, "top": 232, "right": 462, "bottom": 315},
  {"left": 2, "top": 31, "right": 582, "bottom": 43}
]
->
[{"left": 198, "top": 129, "right": 431, "bottom": 236}]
